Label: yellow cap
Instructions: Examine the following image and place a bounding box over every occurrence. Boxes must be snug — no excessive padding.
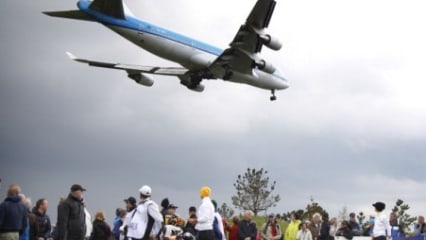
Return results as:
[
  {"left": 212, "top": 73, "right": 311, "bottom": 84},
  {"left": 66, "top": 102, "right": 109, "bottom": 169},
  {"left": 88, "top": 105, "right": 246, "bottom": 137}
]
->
[{"left": 200, "top": 186, "right": 211, "bottom": 198}]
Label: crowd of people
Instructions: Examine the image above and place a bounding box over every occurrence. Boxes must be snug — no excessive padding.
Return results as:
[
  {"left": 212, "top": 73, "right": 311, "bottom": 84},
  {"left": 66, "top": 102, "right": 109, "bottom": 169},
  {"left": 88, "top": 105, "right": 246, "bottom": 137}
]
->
[{"left": 1, "top": 182, "right": 426, "bottom": 240}]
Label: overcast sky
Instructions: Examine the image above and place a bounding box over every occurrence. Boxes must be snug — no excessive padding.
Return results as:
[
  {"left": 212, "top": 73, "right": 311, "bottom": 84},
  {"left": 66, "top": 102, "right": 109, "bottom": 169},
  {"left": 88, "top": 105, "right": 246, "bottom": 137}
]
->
[{"left": 1, "top": 0, "right": 426, "bottom": 224}]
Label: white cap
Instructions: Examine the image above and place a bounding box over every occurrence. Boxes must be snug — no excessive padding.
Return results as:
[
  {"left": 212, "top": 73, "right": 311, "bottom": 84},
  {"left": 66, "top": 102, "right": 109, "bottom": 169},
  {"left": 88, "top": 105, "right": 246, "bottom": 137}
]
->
[{"left": 139, "top": 185, "right": 152, "bottom": 196}]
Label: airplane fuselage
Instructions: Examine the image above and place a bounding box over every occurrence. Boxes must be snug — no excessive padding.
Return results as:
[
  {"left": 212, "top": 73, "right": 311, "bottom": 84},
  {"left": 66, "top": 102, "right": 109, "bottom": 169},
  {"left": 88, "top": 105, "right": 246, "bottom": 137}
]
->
[{"left": 77, "top": 0, "right": 288, "bottom": 91}]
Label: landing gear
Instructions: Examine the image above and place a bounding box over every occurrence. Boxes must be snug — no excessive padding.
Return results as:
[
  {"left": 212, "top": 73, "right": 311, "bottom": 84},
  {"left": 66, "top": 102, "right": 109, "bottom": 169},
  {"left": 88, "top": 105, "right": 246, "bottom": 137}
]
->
[{"left": 270, "top": 89, "right": 277, "bottom": 101}]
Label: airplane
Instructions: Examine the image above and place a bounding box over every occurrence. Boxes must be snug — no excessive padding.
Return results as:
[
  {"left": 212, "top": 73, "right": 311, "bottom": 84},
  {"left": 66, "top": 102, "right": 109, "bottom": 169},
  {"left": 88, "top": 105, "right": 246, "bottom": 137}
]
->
[{"left": 44, "top": 0, "right": 288, "bottom": 101}]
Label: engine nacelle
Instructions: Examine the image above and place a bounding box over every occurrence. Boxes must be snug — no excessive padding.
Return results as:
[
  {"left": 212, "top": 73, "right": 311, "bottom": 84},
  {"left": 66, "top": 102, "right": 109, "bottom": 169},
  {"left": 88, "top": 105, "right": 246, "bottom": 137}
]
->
[
  {"left": 260, "top": 34, "right": 282, "bottom": 51},
  {"left": 128, "top": 73, "right": 154, "bottom": 87},
  {"left": 255, "top": 60, "right": 276, "bottom": 74}
]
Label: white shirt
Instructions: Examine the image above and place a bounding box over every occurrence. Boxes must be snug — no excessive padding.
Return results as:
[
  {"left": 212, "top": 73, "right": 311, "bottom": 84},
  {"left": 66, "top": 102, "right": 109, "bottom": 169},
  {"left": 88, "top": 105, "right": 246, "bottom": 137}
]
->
[
  {"left": 297, "top": 229, "right": 312, "bottom": 240},
  {"left": 373, "top": 213, "right": 391, "bottom": 237},
  {"left": 195, "top": 197, "right": 215, "bottom": 231}
]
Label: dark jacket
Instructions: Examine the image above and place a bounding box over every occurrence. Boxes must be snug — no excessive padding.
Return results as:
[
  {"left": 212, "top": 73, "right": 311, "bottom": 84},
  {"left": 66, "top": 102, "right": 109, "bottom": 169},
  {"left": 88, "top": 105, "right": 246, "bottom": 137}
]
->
[
  {"left": 318, "top": 221, "right": 332, "bottom": 240},
  {"left": 237, "top": 219, "right": 257, "bottom": 240},
  {"left": 56, "top": 194, "right": 86, "bottom": 240},
  {"left": 336, "top": 227, "right": 353, "bottom": 240},
  {"left": 32, "top": 208, "right": 52, "bottom": 239},
  {"left": 0, "top": 196, "right": 28, "bottom": 234},
  {"left": 90, "top": 220, "right": 111, "bottom": 240}
]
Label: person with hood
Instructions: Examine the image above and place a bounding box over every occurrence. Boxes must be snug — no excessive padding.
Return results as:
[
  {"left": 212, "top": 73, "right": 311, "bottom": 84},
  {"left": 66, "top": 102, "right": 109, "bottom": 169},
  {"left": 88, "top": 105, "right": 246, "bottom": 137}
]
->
[
  {"left": 371, "top": 202, "right": 391, "bottom": 240},
  {"left": 90, "top": 212, "right": 111, "bottom": 240},
  {"left": 195, "top": 187, "right": 215, "bottom": 240},
  {"left": 56, "top": 184, "right": 87, "bottom": 240},
  {"left": 285, "top": 213, "right": 301, "bottom": 240},
  {"left": 33, "top": 198, "right": 52, "bottom": 240},
  {"left": 126, "top": 185, "right": 163, "bottom": 240},
  {"left": 0, "top": 184, "right": 28, "bottom": 240}
]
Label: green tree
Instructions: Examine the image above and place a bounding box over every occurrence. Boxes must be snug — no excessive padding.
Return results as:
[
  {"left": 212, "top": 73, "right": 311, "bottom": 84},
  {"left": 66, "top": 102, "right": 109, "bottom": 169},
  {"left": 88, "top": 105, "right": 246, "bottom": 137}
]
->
[
  {"left": 302, "top": 197, "right": 328, "bottom": 221},
  {"left": 232, "top": 168, "right": 280, "bottom": 216},
  {"left": 218, "top": 202, "right": 235, "bottom": 220},
  {"left": 391, "top": 199, "right": 417, "bottom": 233}
]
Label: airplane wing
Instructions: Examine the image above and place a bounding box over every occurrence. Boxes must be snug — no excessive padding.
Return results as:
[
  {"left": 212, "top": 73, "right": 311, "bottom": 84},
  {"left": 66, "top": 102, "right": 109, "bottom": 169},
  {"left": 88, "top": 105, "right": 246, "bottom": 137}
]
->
[
  {"left": 209, "top": 0, "right": 281, "bottom": 76},
  {"left": 66, "top": 52, "right": 189, "bottom": 76}
]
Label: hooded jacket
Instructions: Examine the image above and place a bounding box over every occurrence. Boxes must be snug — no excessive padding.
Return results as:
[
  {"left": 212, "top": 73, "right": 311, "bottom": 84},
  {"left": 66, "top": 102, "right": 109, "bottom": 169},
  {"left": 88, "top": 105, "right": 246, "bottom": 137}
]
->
[{"left": 0, "top": 196, "right": 27, "bottom": 233}]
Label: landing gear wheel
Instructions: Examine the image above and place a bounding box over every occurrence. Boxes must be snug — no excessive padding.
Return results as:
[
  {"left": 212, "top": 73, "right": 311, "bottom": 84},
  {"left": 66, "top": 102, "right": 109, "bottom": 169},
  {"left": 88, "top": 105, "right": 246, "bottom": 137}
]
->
[{"left": 270, "top": 89, "right": 277, "bottom": 101}]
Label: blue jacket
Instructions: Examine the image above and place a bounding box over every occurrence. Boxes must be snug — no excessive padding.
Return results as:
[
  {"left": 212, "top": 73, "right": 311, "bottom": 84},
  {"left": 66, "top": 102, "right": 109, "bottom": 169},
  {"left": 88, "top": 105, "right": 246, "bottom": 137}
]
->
[{"left": 0, "top": 196, "right": 28, "bottom": 233}]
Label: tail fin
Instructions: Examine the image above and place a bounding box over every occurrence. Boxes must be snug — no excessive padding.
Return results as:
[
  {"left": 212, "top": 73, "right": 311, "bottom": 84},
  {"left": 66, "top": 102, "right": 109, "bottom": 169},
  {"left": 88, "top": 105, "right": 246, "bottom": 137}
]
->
[{"left": 89, "top": 0, "right": 125, "bottom": 19}]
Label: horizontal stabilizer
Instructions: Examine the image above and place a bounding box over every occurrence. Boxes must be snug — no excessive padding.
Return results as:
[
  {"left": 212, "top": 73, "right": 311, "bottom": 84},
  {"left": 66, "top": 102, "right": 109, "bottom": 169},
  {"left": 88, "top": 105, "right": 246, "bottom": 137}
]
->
[{"left": 43, "top": 10, "right": 94, "bottom": 21}]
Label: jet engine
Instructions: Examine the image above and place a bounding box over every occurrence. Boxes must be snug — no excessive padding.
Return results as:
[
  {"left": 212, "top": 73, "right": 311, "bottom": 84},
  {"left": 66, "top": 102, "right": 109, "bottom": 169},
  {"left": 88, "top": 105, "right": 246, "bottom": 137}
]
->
[
  {"left": 128, "top": 73, "right": 154, "bottom": 87},
  {"left": 255, "top": 59, "right": 276, "bottom": 74},
  {"left": 260, "top": 34, "right": 282, "bottom": 51}
]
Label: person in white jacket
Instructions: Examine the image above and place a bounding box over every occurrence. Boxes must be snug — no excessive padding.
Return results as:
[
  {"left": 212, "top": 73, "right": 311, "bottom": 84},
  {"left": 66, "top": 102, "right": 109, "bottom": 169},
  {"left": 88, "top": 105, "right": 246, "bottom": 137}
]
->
[
  {"left": 195, "top": 186, "right": 215, "bottom": 240},
  {"left": 126, "top": 185, "right": 163, "bottom": 240}
]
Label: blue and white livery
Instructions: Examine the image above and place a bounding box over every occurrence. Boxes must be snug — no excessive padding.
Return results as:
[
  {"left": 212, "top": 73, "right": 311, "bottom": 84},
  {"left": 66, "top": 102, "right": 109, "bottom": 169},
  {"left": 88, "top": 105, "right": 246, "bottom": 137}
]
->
[{"left": 44, "top": 0, "right": 288, "bottom": 101}]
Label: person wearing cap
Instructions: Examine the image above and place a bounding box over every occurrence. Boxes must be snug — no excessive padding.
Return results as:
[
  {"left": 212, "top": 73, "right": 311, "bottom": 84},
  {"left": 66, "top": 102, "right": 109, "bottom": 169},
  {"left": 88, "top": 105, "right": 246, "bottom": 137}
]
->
[
  {"left": 371, "top": 202, "right": 391, "bottom": 240},
  {"left": 120, "top": 197, "right": 137, "bottom": 240},
  {"left": 126, "top": 185, "right": 163, "bottom": 240},
  {"left": 56, "top": 184, "right": 87, "bottom": 240},
  {"left": 195, "top": 186, "right": 215, "bottom": 240},
  {"left": 165, "top": 204, "right": 184, "bottom": 227},
  {"left": 261, "top": 214, "right": 282, "bottom": 240}
]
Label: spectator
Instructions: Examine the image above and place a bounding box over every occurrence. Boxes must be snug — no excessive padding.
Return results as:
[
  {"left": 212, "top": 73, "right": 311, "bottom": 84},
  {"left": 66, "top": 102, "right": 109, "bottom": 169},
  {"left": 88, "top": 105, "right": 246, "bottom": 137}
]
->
[
  {"left": 184, "top": 207, "right": 197, "bottom": 236},
  {"left": 237, "top": 210, "right": 257, "bottom": 240},
  {"left": 414, "top": 216, "right": 426, "bottom": 237},
  {"left": 112, "top": 208, "right": 126, "bottom": 240},
  {"left": 19, "top": 194, "right": 39, "bottom": 240},
  {"left": 348, "top": 213, "right": 360, "bottom": 236},
  {"left": 335, "top": 221, "right": 353, "bottom": 240},
  {"left": 296, "top": 222, "right": 312, "bottom": 240},
  {"left": 371, "top": 202, "right": 391, "bottom": 240},
  {"left": 329, "top": 218, "right": 337, "bottom": 238},
  {"left": 56, "top": 184, "right": 87, "bottom": 240},
  {"left": 389, "top": 212, "right": 404, "bottom": 238},
  {"left": 318, "top": 213, "right": 332, "bottom": 240},
  {"left": 160, "top": 198, "right": 170, "bottom": 220},
  {"left": 261, "top": 214, "right": 282, "bottom": 240},
  {"left": 308, "top": 213, "right": 321, "bottom": 240},
  {"left": 84, "top": 203, "right": 92, "bottom": 240},
  {"left": 0, "top": 184, "right": 28, "bottom": 240},
  {"left": 226, "top": 216, "right": 239, "bottom": 240},
  {"left": 285, "top": 213, "right": 301, "bottom": 240},
  {"left": 363, "top": 217, "right": 374, "bottom": 236},
  {"left": 32, "top": 198, "right": 52, "bottom": 240},
  {"left": 90, "top": 212, "right": 111, "bottom": 240},
  {"left": 165, "top": 204, "right": 184, "bottom": 227},
  {"left": 126, "top": 185, "right": 163, "bottom": 240},
  {"left": 195, "top": 187, "right": 215, "bottom": 240},
  {"left": 211, "top": 200, "right": 225, "bottom": 240},
  {"left": 121, "top": 197, "right": 137, "bottom": 240}
]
